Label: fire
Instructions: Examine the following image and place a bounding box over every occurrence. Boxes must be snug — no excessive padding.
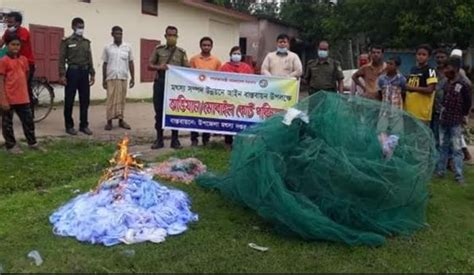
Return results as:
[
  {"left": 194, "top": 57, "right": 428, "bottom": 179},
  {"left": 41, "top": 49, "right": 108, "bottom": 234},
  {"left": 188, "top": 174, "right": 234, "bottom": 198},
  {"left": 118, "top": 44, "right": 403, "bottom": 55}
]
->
[
  {"left": 95, "top": 136, "right": 143, "bottom": 192},
  {"left": 117, "top": 136, "right": 134, "bottom": 166},
  {"left": 110, "top": 136, "right": 143, "bottom": 169}
]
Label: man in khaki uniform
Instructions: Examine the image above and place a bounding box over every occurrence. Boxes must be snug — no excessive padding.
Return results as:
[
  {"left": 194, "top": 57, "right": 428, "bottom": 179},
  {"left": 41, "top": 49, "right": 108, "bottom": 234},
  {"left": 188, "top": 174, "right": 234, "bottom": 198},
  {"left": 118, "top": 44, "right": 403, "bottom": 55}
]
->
[
  {"left": 149, "top": 25, "right": 189, "bottom": 149},
  {"left": 304, "top": 41, "right": 344, "bottom": 94},
  {"left": 59, "top": 17, "right": 95, "bottom": 136}
]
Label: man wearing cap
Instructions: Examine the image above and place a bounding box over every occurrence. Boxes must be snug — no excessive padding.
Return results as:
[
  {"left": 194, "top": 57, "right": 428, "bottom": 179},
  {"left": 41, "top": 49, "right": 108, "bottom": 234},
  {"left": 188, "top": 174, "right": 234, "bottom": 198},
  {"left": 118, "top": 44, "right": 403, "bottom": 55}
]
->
[
  {"left": 450, "top": 49, "right": 471, "bottom": 86},
  {"left": 450, "top": 49, "right": 473, "bottom": 163}
]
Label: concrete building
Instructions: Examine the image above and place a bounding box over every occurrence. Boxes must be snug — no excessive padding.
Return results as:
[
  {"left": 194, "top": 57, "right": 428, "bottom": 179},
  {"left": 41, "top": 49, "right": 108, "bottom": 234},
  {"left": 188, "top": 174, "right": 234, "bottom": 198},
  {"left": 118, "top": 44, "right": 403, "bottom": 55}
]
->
[
  {"left": 239, "top": 16, "right": 300, "bottom": 68},
  {"left": 0, "top": 0, "right": 254, "bottom": 100}
]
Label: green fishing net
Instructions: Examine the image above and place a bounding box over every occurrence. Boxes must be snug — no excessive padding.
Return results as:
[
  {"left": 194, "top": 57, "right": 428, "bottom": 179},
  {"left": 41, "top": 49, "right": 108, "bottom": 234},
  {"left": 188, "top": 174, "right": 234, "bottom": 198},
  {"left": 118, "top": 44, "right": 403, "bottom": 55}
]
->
[{"left": 197, "top": 92, "right": 437, "bottom": 246}]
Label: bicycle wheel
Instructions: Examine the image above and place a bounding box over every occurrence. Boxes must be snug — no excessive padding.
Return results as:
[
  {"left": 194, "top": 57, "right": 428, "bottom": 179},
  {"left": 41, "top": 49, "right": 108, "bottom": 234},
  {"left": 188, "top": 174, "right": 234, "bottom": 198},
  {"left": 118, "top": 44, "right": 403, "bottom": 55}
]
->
[{"left": 32, "top": 80, "right": 54, "bottom": 123}]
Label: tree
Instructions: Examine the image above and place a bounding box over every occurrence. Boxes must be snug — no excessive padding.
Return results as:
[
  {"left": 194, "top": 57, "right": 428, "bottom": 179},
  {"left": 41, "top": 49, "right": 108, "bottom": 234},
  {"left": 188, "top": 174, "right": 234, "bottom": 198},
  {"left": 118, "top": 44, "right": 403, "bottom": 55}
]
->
[{"left": 280, "top": 0, "right": 474, "bottom": 49}]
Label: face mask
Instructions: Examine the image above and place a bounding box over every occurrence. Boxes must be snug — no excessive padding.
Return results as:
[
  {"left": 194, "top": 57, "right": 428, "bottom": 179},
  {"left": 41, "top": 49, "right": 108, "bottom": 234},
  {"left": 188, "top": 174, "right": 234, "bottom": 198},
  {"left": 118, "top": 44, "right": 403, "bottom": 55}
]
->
[
  {"left": 359, "top": 60, "right": 368, "bottom": 67},
  {"left": 75, "top": 28, "right": 84, "bottom": 36},
  {"left": 277, "top": 47, "right": 288, "bottom": 54},
  {"left": 318, "top": 50, "right": 329, "bottom": 58},
  {"left": 231, "top": 54, "right": 241, "bottom": 62},
  {"left": 7, "top": 26, "right": 17, "bottom": 32},
  {"left": 166, "top": 37, "right": 177, "bottom": 47}
]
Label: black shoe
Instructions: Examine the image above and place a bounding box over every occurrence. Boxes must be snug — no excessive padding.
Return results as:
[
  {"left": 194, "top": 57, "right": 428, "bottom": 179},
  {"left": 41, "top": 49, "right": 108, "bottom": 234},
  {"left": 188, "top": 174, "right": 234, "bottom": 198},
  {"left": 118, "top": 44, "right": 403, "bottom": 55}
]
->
[
  {"left": 151, "top": 139, "right": 164, "bottom": 149},
  {"left": 170, "top": 139, "right": 182, "bottom": 149},
  {"left": 66, "top": 128, "right": 78, "bottom": 135},
  {"left": 191, "top": 140, "right": 198, "bottom": 147},
  {"left": 104, "top": 121, "right": 112, "bottom": 131},
  {"left": 119, "top": 120, "right": 131, "bottom": 130},
  {"left": 79, "top": 127, "right": 93, "bottom": 135}
]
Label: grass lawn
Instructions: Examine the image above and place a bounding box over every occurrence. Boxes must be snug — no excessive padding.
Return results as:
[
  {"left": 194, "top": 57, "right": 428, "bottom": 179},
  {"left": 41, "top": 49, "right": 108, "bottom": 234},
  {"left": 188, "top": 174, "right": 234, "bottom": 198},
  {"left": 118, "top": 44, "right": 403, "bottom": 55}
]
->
[{"left": 0, "top": 139, "right": 473, "bottom": 272}]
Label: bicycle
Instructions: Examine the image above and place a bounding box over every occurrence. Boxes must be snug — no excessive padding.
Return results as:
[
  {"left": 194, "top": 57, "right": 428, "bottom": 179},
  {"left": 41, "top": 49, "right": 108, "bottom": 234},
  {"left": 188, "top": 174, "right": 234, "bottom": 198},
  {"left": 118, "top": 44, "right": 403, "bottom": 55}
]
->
[{"left": 31, "top": 77, "right": 55, "bottom": 123}]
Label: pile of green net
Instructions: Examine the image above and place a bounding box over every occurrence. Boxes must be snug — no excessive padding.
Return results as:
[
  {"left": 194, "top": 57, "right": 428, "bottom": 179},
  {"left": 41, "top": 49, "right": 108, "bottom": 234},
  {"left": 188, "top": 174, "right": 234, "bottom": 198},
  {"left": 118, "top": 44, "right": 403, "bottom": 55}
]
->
[{"left": 197, "top": 92, "right": 437, "bottom": 246}]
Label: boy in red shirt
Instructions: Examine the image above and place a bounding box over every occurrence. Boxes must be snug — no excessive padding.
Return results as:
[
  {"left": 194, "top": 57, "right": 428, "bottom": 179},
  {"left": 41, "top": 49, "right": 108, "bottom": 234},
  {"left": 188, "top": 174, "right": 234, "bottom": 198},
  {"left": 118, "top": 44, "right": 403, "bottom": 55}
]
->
[
  {"left": 0, "top": 35, "right": 40, "bottom": 154},
  {"left": 1, "top": 12, "right": 36, "bottom": 115}
]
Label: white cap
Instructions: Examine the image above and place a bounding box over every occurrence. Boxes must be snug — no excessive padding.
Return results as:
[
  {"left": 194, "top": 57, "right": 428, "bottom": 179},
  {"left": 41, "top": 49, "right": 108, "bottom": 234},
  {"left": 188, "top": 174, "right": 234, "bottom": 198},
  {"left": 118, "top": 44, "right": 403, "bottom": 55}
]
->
[{"left": 451, "top": 49, "right": 462, "bottom": 57}]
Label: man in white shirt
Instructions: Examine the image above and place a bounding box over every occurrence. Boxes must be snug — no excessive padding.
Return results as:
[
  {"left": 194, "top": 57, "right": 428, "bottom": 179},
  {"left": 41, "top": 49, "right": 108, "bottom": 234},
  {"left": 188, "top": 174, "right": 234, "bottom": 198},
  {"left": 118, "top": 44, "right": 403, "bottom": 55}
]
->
[
  {"left": 261, "top": 33, "right": 302, "bottom": 78},
  {"left": 102, "top": 26, "right": 135, "bottom": 130}
]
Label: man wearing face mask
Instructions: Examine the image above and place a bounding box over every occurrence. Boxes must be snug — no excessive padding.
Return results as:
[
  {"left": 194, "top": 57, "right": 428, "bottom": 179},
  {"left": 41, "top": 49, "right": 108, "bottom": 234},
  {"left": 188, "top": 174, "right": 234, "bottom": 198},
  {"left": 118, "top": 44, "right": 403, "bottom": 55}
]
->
[
  {"left": 0, "top": 12, "right": 35, "bottom": 116},
  {"left": 148, "top": 26, "right": 189, "bottom": 150},
  {"left": 261, "top": 34, "right": 302, "bottom": 78},
  {"left": 304, "top": 41, "right": 344, "bottom": 94},
  {"left": 59, "top": 17, "right": 95, "bottom": 136}
]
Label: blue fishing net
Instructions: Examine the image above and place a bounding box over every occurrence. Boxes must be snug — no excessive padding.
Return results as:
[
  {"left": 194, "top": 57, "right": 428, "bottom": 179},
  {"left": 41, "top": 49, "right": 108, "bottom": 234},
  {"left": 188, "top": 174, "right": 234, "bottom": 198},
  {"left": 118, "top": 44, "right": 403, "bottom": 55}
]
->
[{"left": 50, "top": 170, "right": 198, "bottom": 246}]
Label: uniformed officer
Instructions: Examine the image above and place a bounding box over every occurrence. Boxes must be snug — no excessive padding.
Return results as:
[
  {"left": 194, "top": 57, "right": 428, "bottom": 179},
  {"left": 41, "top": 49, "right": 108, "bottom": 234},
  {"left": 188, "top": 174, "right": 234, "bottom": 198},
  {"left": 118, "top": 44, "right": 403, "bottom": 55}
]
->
[
  {"left": 149, "top": 25, "right": 189, "bottom": 149},
  {"left": 304, "top": 41, "right": 344, "bottom": 94},
  {"left": 59, "top": 17, "right": 95, "bottom": 136}
]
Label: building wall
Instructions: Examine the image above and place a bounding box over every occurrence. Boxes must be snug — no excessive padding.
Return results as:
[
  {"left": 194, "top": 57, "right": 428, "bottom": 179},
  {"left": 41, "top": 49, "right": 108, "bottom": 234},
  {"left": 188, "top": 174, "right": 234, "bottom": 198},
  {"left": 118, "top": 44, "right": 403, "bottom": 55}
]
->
[
  {"left": 239, "top": 20, "right": 260, "bottom": 61},
  {"left": 240, "top": 19, "right": 298, "bottom": 66},
  {"left": 1, "top": 0, "right": 241, "bottom": 100}
]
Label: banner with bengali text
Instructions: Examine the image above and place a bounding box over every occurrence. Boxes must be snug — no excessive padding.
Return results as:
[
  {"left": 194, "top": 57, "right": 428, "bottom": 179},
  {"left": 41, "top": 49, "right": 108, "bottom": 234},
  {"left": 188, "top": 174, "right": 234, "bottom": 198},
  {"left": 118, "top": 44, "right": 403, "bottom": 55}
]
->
[{"left": 163, "top": 65, "right": 299, "bottom": 135}]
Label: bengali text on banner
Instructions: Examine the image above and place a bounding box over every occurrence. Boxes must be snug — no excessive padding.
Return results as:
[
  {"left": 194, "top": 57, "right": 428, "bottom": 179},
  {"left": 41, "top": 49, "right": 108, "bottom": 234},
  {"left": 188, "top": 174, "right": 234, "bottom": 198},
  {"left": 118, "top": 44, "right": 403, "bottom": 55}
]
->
[{"left": 163, "top": 65, "right": 299, "bottom": 135}]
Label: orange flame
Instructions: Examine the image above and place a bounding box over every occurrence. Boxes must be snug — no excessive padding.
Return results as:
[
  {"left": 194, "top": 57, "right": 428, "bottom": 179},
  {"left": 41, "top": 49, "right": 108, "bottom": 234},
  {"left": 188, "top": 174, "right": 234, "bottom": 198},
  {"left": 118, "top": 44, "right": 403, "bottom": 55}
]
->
[
  {"left": 94, "top": 136, "right": 143, "bottom": 192},
  {"left": 117, "top": 136, "right": 134, "bottom": 166}
]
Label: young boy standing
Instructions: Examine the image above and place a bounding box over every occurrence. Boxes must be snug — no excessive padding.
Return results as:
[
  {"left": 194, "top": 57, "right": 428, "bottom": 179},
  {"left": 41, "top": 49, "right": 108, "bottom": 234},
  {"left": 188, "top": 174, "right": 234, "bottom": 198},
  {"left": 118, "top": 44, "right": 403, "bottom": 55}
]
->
[
  {"left": 404, "top": 44, "right": 438, "bottom": 124},
  {"left": 0, "top": 35, "right": 40, "bottom": 154},
  {"left": 376, "top": 56, "right": 406, "bottom": 159},
  {"left": 435, "top": 57, "right": 472, "bottom": 185}
]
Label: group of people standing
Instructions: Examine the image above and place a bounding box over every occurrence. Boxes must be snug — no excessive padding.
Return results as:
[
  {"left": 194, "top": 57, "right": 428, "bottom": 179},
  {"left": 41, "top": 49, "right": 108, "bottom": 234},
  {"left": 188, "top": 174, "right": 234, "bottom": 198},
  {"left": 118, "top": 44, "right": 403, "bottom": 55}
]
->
[
  {"left": 0, "top": 15, "right": 260, "bottom": 152},
  {"left": 147, "top": 30, "right": 306, "bottom": 150},
  {"left": 349, "top": 44, "right": 472, "bottom": 185},
  {"left": 147, "top": 25, "right": 256, "bottom": 150},
  {"left": 0, "top": 15, "right": 136, "bottom": 154},
  {"left": 0, "top": 13, "right": 472, "bottom": 185}
]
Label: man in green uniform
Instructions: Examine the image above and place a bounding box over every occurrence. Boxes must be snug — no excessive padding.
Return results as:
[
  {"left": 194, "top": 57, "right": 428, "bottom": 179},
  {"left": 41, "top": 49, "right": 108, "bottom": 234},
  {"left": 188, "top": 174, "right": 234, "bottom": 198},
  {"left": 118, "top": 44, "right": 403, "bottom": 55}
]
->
[
  {"left": 149, "top": 25, "right": 189, "bottom": 149},
  {"left": 304, "top": 41, "right": 344, "bottom": 94},
  {"left": 59, "top": 17, "right": 95, "bottom": 136}
]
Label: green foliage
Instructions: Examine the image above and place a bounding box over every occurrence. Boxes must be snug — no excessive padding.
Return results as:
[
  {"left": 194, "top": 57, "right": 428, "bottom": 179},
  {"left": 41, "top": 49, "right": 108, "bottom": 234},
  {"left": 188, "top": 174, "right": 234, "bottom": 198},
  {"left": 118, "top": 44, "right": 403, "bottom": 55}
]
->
[{"left": 280, "top": 0, "right": 474, "bottom": 48}]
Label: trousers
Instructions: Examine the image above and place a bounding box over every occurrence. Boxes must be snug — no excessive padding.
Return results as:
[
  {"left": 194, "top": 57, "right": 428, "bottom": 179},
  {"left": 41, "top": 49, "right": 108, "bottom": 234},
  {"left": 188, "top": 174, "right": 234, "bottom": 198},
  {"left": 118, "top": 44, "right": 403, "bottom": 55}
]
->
[
  {"left": 64, "top": 68, "right": 90, "bottom": 129},
  {"left": 436, "top": 125, "right": 464, "bottom": 181},
  {"left": 2, "top": 104, "right": 37, "bottom": 149}
]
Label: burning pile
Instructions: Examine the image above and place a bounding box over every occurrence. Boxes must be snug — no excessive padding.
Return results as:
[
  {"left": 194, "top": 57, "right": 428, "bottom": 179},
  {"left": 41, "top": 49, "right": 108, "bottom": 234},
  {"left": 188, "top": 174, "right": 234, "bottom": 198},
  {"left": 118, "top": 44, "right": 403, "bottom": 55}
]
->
[{"left": 49, "top": 137, "right": 198, "bottom": 246}]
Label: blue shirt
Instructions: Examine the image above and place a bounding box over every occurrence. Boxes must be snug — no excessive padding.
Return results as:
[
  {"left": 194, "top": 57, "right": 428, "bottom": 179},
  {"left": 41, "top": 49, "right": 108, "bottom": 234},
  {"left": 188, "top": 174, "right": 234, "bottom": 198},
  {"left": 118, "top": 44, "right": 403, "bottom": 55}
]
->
[{"left": 378, "top": 73, "right": 407, "bottom": 109}]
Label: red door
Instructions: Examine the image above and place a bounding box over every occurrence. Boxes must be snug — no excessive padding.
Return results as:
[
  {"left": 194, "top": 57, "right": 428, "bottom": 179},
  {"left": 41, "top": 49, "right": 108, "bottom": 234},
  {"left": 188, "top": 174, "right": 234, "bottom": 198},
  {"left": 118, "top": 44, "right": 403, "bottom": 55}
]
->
[
  {"left": 30, "top": 24, "right": 64, "bottom": 82},
  {"left": 140, "top": 38, "right": 160, "bottom": 82}
]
